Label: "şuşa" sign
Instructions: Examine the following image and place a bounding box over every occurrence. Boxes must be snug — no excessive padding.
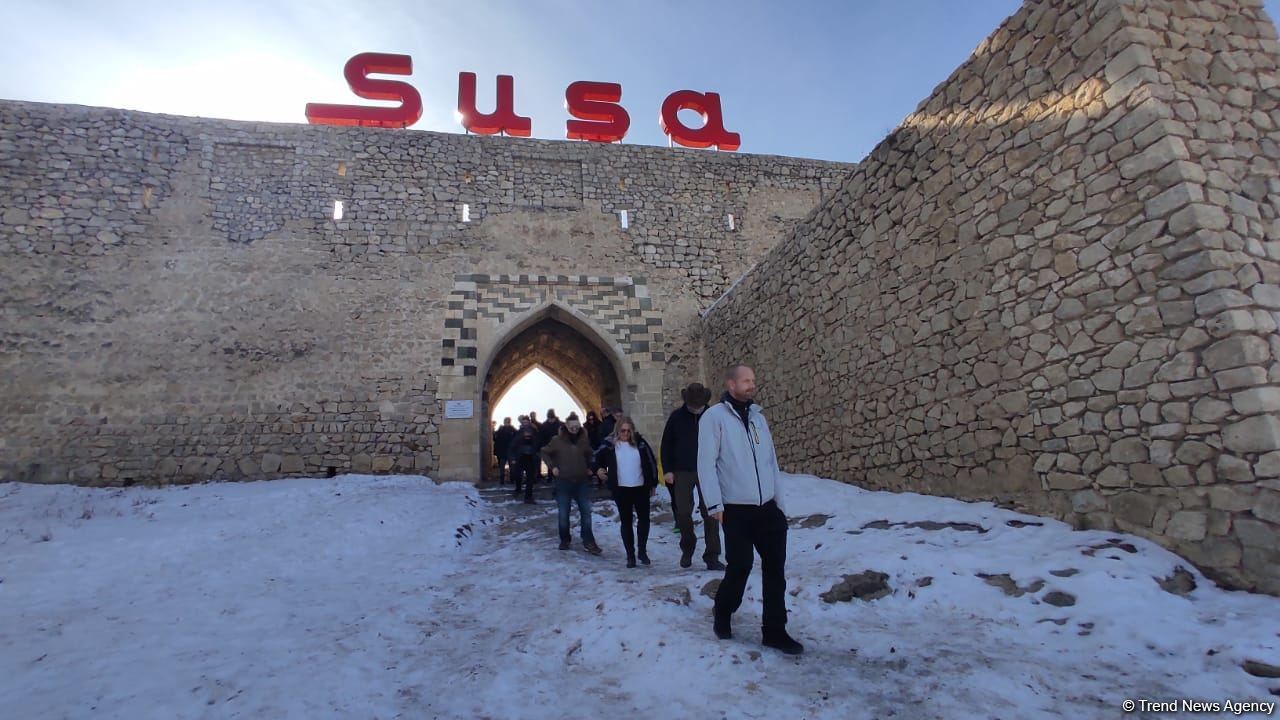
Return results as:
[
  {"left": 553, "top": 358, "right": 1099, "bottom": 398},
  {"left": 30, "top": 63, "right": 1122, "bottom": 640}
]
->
[{"left": 305, "top": 52, "right": 741, "bottom": 151}]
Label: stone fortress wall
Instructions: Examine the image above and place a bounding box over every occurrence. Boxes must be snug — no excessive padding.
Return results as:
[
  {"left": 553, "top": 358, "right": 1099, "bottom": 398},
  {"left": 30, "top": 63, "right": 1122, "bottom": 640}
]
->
[
  {"left": 702, "top": 0, "right": 1280, "bottom": 593},
  {"left": 0, "top": 101, "right": 851, "bottom": 486},
  {"left": 5, "top": 0, "right": 1280, "bottom": 595}
]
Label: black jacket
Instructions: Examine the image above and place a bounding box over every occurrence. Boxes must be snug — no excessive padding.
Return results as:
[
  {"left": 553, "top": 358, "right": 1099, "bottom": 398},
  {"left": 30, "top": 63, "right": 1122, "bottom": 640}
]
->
[
  {"left": 660, "top": 405, "right": 705, "bottom": 473},
  {"left": 585, "top": 418, "right": 602, "bottom": 449},
  {"left": 600, "top": 415, "right": 617, "bottom": 443},
  {"left": 537, "top": 418, "right": 562, "bottom": 448},
  {"left": 507, "top": 430, "right": 540, "bottom": 459},
  {"left": 593, "top": 434, "right": 659, "bottom": 492},
  {"left": 494, "top": 425, "right": 517, "bottom": 459}
]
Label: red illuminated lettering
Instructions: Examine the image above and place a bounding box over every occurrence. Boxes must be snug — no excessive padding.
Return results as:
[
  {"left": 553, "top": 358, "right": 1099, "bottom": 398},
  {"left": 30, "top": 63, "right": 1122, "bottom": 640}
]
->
[
  {"left": 457, "top": 72, "right": 532, "bottom": 137},
  {"left": 305, "top": 53, "right": 740, "bottom": 151},
  {"left": 304, "top": 52, "right": 423, "bottom": 129},
  {"left": 564, "top": 81, "right": 630, "bottom": 144},
  {"left": 659, "top": 90, "right": 741, "bottom": 151}
]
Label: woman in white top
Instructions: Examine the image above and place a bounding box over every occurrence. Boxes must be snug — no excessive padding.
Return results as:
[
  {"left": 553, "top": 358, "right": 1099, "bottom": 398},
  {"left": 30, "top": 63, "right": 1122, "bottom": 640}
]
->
[{"left": 593, "top": 416, "right": 659, "bottom": 568}]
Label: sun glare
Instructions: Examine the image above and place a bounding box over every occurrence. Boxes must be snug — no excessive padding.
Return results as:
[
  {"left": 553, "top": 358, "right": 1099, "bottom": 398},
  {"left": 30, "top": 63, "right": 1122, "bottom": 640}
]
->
[{"left": 491, "top": 367, "right": 586, "bottom": 426}]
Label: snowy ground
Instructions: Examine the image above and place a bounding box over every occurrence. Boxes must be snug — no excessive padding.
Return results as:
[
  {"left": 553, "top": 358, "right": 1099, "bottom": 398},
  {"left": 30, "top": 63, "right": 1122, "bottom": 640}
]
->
[{"left": 2, "top": 474, "right": 1278, "bottom": 719}]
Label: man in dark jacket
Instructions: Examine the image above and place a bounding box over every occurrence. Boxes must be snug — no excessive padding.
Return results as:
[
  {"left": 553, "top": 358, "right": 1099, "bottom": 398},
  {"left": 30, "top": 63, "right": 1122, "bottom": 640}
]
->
[
  {"left": 661, "top": 382, "right": 724, "bottom": 571},
  {"left": 507, "top": 422, "right": 540, "bottom": 504},
  {"left": 538, "top": 409, "right": 562, "bottom": 449},
  {"left": 541, "top": 416, "right": 601, "bottom": 554},
  {"left": 493, "top": 417, "right": 517, "bottom": 485},
  {"left": 600, "top": 406, "right": 622, "bottom": 442}
]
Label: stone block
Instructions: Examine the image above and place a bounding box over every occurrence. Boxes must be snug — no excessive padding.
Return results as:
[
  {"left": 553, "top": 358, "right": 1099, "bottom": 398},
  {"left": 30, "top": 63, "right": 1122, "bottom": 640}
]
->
[
  {"left": 1216, "top": 366, "right": 1269, "bottom": 391},
  {"left": 1187, "top": 394, "right": 1228, "bottom": 422},
  {"left": 1203, "top": 336, "right": 1270, "bottom": 371},
  {"left": 1255, "top": 490, "right": 1280, "bottom": 525},
  {"left": 1232, "top": 387, "right": 1280, "bottom": 416},
  {"left": 1111, "top": 492, "right": 1159, "bottom": 527},
  {"left": 1216, "top": 452, "right": 1254, "bottom": 482},
  {"left": 1165, "top": 510, "right": 1208, "bottom": 541},
  {"left": 1097, "top": 465, "right": 1129, "bottom": 487},
  {"left": 1224, "top": 415, "right": 1280, "bottom": 453},
  {"left": 1235, "top": 518, "right": 1280, "bottom": 549},
  {"left": 1256, "top": 451, "right": 1280, "bottom": 478},
  {"left": 261, "top": 454, "right": 283, "bottom": 473},
  {"left": 1111, "top": 438, "right": 1148, "bottom": 463},
  {"left": 1195, "top": 289, "right": 1253, "bottom": 317}
]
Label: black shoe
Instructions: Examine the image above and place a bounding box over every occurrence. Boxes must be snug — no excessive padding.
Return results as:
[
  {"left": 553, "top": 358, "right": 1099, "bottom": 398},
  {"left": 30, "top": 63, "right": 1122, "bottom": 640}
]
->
[
  {"left": 523, "top": 497, "right": 536, "bottom": 505},
  {"left": 680, "top": 550, "right": 694, "bottom": 569},
  {"left": 762, "top": 628, "right": 804, "bottom": 655},
  {"left": 626, "top": 555, "right": 637, "bottom": 568},
  {"left": 584, "top": 541, "right": 603, "bottom": 555},
  {"left": 714, "top": 613, "right": 732, "bottom": 640},
  {"left": 706, "top": 559, "right": 726, "bottom": 571},
  {"left": 559, "top": 539, "right": 570, "bottom": 551},
  {"left": 638, "top": 551, "right": 650, "bottom": 566}
]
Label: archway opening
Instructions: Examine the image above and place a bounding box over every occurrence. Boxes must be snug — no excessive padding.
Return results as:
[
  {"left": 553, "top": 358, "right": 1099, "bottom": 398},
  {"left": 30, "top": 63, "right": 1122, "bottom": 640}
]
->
[
  {"left": 481, "top": 313, "right": 624, "bottom": 480},
  {"left": 491, "top": 367, "right": 587, "bottom": 427}
]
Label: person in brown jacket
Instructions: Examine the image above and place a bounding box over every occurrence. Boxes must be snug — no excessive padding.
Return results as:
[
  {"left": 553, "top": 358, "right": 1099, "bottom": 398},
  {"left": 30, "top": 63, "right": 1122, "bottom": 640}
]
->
[{"left": 541, "top": 414, "right": 602, "bottom": 554}]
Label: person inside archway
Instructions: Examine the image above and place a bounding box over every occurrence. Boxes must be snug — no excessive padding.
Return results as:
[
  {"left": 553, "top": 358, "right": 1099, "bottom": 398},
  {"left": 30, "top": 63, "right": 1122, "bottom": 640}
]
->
[
  {"left": 541, "top": 414, "right": 601, "bottom": 554},
  {"left": 585, "top": 410, "right": 602, "bottom": 449},
  {"left": 594, "top": 416, "right": 658, "bottom": 569},
  {"left": 494, "top": 417, "right": 517, "bottom": 485},
  {"left": 507, "top": 421, "right": 540, "bottom": 504},
  {"left": 526, "top": 412, "right": 543, "bottom": 484},
  {"left": 600, "top": 406, "right": 623, "bottom": 441}
]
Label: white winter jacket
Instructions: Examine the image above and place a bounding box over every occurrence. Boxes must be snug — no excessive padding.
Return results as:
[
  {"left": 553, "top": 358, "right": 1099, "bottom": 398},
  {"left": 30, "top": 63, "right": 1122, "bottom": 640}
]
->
[{"left": 696, "top": 396, "right": 787, "bottom": 516}]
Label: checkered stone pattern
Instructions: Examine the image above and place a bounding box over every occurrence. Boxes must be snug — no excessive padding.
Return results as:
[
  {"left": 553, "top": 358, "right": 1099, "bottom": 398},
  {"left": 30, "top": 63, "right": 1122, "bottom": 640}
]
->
[{"left": 440, "top": 274, "right": 664, "bottom": 377}]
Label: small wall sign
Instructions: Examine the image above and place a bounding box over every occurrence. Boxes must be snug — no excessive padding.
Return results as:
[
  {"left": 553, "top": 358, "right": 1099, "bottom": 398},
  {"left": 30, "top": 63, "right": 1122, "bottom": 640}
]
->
[{"left": 444, "top": 400, "right": 474, "bottom": 419}]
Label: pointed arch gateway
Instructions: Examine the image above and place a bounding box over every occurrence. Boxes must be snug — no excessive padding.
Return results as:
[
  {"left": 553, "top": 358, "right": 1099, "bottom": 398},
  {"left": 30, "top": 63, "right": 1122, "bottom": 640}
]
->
[
  {"left": 478, "top": 301, "right": 634, "bottom": 477},
  {"left": 434, "top": 273, "right": 665, "bottom": 483}
]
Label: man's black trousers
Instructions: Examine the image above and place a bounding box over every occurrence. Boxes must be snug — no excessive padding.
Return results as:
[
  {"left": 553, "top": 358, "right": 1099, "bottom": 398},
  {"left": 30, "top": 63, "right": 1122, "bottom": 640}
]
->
[{"left": 713, "top": 499, "right": 788, "bottom": 631}]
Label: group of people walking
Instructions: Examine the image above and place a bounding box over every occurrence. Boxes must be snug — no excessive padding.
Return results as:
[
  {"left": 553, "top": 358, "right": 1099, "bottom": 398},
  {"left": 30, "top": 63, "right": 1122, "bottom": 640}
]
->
[{"left": 489, "top": 364, "right": 803, "bottom": 655}]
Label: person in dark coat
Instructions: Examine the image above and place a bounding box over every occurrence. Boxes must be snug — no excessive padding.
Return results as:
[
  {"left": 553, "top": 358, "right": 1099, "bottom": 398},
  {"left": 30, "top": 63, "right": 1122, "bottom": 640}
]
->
[
  {"left": 661, "top": 382, "right": 724, "bottom": 570},
  {"left": 594, "top": 416, "right": 659, "bottom": 568},
  {"left": 585, "top": 411, "right": 602, "bottom": 449},
  {"left": 599, "top": 406, "right": 623, "bottom": 443},
  {"left": 542, "top": 416, "right": 601, "bottom": 554},
  {"left": 506, "top": 423, "right": 540, "bottom": 504},
  {"left": 538, "top": 409, "right": 562, "bottom": 449},
  {"left": 493, "top": 417, "right": 517, "bottom": 485}
]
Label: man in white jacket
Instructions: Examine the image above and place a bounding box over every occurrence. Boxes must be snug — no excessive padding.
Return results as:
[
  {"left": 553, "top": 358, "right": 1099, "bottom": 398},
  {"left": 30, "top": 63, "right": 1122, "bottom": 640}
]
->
[{"left": 697, "top": 364, "right": 803, "bottom": 655}]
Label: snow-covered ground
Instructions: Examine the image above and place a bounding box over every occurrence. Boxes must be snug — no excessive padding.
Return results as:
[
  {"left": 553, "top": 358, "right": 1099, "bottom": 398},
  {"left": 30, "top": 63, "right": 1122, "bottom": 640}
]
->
[{"left": 2, "top": 474, "right": 1277, "bottom": 719}]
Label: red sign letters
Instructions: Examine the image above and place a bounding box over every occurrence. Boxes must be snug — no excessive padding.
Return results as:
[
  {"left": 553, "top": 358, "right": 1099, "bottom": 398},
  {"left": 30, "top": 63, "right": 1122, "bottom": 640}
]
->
[{"left": 305, "top": 52, "right": 740, "bottom": 151}]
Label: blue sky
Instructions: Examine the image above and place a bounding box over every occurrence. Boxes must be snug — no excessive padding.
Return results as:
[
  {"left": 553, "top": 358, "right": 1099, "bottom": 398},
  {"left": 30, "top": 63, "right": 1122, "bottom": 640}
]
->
[{"left": 4, "top": 1, "right": 1277, "bottom": 163}]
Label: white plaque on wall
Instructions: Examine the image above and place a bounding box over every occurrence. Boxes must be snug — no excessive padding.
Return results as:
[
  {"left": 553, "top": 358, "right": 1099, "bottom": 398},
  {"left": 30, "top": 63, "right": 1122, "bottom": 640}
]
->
[{"left": 444, "top": 400, "right": 474, "bottom": 419}]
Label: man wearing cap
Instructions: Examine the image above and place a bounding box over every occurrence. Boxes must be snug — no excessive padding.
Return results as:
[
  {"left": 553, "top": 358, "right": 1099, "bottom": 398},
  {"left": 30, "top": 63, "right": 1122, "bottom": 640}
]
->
[{"left": 661, "top": 382, "right": 724, "bottom": 571}]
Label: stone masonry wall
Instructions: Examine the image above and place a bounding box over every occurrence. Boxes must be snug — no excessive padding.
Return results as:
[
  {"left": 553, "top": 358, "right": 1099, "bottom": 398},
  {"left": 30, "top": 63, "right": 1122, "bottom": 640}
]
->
[
  {"left": 702, "top": 0, "right": 1280, "bottom": 593},
  {"left": 0, "top": 100, "right": 851, "bottom": 486}
]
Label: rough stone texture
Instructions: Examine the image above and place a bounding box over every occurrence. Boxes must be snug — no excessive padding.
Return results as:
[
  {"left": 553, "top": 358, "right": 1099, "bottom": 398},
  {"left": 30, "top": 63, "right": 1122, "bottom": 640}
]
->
[
  {"left": 820, "top": 571, "right": 892, "bottom": 602},
  {"left": 0, "top": 101, "right": 851, "bottom": 486},
  {"left": 702, "top": 0, "right": 1280, "bottom": 594}
]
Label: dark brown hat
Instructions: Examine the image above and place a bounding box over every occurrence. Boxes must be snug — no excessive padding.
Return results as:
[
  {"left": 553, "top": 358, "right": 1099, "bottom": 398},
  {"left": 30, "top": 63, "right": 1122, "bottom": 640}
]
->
[{"left": 681, "top": 382, "right": 711, "bottom": 407}]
